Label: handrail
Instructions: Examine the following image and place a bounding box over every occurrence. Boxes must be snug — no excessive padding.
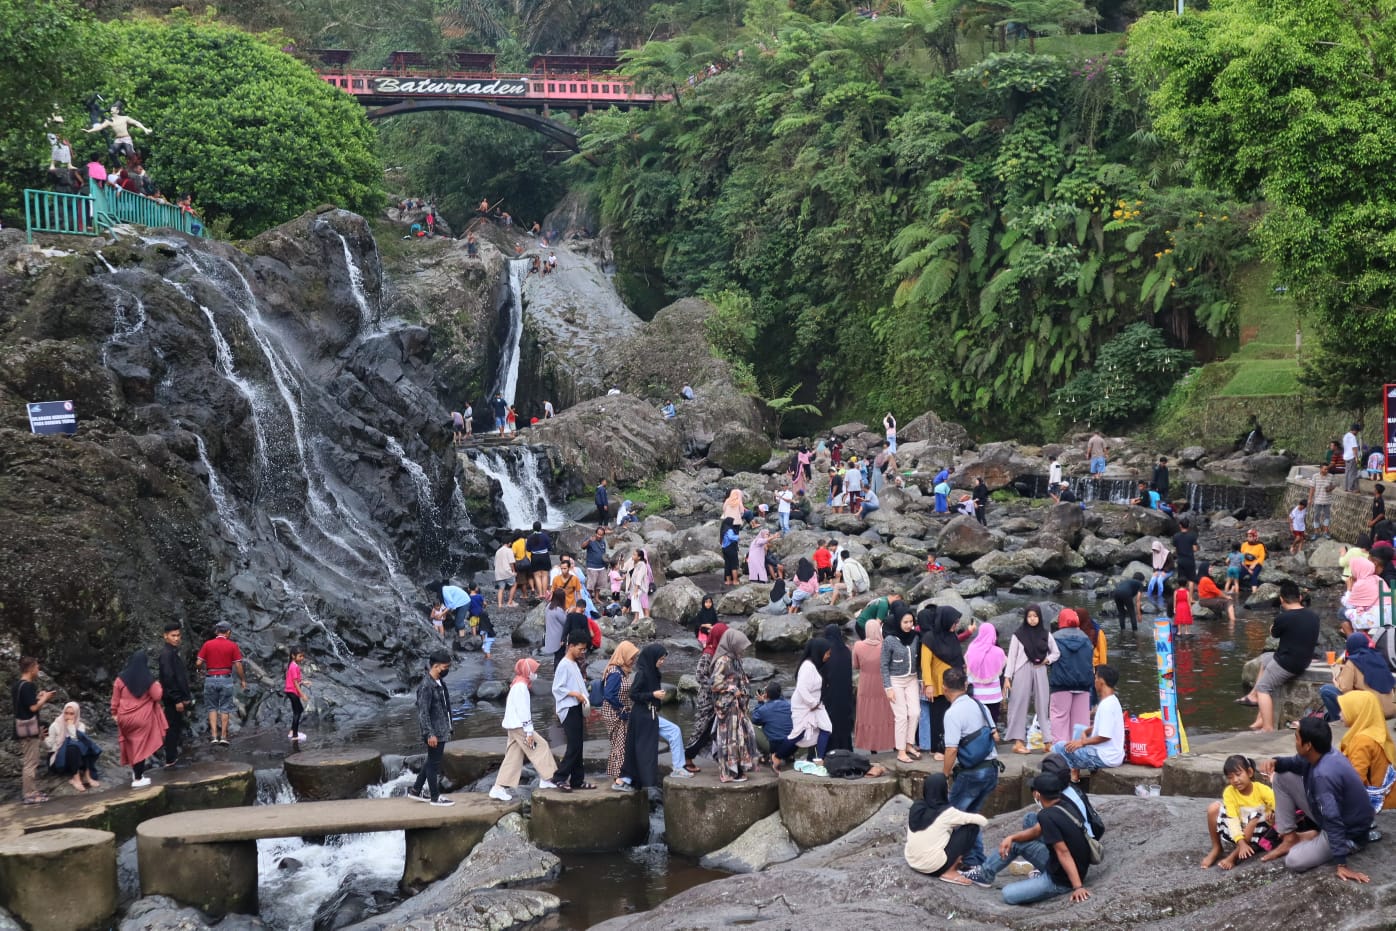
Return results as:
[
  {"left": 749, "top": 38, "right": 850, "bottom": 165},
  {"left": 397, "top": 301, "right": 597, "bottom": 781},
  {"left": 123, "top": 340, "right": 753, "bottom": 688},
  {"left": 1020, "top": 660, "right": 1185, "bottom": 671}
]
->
[{"left": 23, "top": 184, "right": 204, "bottom": 243}]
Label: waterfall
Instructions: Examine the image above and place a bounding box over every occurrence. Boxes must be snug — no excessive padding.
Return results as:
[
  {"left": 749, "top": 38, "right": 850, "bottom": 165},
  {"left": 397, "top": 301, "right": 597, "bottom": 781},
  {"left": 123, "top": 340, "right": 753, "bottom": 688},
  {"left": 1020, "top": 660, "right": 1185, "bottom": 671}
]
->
[
  {"left": 492, "top": 259, "right": 531, "bottom": 402},
  {"left": 1011, "top": 473, "right": 1279, "bottom": 513},
  {"left": 192, "top": 433, "right": 247, "bottom": 553},
  {"left": 332, "top": 230, "right": 376, "bottom": 332},
  {"left": 386, "top": 437, "right": 439, "bottom": 525},
  {"left": 470, "top": 447, "right": 565, "bottom": 529},
  {"left": 99, "top": 282, "right": 146, "bottom": 365}
]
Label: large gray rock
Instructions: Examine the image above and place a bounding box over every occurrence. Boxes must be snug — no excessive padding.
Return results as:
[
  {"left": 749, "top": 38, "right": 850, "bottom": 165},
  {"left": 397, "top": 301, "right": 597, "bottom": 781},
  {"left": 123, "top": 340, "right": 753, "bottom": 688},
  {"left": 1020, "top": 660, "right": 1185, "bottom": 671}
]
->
[
  {"left": 698, "top": 812, "right": 800, "bottom": 873},
  {"left": 1078, "top": 533, "right": 1126, "bottom": 568},
  {"left": 936, "top": 515, "right": 995, "bottom": 559},
  {"left": 970, "top": 547, "right": 1072, "bottom": 580},
  {"left": 1041, "top": 502, "right": 1086, "bottom": 547},
  {"left": 510, "top": 603, "right": 547, "bottom": 645},
  {"left": 527, "top": 394, "right": 683, "bottom": 486},
  {"left": 121, "top": 897, "right": 267, "bottom": 930},
  {"left": 668, "top": 552, "right": 725, "bottom": 576},
  {"left": 708, "top": 424, "right": 773, "bottom": 474},
  {"left": 718, "top": 583, "right": 774, "bottom": 616},
  {"left": 928, "top": 589, "right": 974, "bottom": 621},
  {"left": 650, "top": 577, "right": 706, "bottom": 623},
  {"left": 897, "top": 409, "right": 972, "bottom": 450},
  {"left": 754, "top": 613, "right": 814, "bottom": 651}
]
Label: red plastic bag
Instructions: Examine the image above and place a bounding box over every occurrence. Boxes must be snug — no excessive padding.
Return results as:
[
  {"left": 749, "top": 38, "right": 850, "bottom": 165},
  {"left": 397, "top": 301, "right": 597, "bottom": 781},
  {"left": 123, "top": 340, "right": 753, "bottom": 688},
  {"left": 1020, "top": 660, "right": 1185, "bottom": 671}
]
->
[{"left": 1126, "top": 713, "right": 1167, "bottom": 768}]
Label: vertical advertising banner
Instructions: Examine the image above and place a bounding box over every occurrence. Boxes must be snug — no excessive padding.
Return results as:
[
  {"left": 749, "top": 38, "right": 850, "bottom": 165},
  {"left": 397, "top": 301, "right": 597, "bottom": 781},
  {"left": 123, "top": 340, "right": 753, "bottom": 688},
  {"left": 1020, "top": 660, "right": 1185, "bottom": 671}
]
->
[
  {"left": 1385, "top": 384, "right": 1396, "bottom": 477},
  {"left": 1154, "top": 619, "right": 1182, "bottom": 758}
]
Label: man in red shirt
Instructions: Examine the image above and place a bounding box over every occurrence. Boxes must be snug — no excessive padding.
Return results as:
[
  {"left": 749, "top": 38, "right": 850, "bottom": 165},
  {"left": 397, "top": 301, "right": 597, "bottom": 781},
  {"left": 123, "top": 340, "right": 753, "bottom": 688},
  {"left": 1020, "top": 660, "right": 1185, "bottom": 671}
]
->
[
  {"left": 196, "top": 622, "right": 245, "bottom": 746},
  {"left": 813, "top": 541, "right": 834, "bottom": 583}
]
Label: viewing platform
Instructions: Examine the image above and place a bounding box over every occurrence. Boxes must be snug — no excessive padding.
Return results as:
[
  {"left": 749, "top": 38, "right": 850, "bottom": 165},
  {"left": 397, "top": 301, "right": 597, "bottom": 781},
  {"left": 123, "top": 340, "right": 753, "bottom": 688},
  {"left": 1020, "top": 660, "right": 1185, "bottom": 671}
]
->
[{"left": 23, "top": 182, "right": 205, "bottom": 243}]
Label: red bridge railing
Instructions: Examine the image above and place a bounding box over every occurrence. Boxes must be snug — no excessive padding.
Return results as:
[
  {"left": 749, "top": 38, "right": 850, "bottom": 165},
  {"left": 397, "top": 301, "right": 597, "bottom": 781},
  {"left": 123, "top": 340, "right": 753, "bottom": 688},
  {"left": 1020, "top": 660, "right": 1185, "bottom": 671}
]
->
[{"left": 318, "top": 70, "right": 662, "bottom": 107}]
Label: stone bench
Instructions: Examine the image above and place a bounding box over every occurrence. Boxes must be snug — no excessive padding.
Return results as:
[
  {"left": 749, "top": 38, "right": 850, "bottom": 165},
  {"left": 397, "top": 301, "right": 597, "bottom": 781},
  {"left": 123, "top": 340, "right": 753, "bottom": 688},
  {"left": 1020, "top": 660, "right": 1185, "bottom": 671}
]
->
[
  {"left": 1241, "top": 656, "right": 1334, "bottom": 726},
  {"left": 663, "top": 769, "right": 780, "bottom": 857},
  {"left": 136, "top": 796, "right": 518, "bottom": 918},
  {"left": 0, "top": 828, "right": 116, "bottom": 931},
  {"left": 283, "top": 748, "right": 383, "bottom": 800},
  {"left": 0, "top": 762, "right": 254, "bottom": 842},
  {"left": 891, "top": 752, "right": 1037, "bottom": 817},
  {"left": 442, "top": 737, "right": 669, "bottom": 786}
]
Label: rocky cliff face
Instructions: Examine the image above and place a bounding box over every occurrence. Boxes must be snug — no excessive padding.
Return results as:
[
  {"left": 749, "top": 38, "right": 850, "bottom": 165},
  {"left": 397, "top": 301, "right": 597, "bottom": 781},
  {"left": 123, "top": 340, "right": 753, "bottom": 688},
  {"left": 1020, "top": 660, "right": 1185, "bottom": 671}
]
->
[{"left": 0, "top": 209, "right": 471, "bottom": 734}]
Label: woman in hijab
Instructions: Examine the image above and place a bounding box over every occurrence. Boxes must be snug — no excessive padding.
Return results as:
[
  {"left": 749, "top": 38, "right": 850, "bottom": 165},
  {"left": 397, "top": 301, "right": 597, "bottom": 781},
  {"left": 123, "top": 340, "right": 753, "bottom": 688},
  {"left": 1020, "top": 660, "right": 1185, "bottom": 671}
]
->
[
  {"left": 46, "top": 702, "right": 101, "bottom": 792},
  {"left": 747, "top": 528, "right": 774, "bottom": 583},
  {"left": 1337, "top": 690, "right": 1396, "bottom": 811},
  {"left": 775, "top": 637, "right": 834, "bottom": 769},
  {"left": 822, "top": 623, "right": 855, "bottom": 752},
  {"left": 904, "top": 772, "right": 988, "bottom": 881},
  {"left": 1148, "top": 539, "right": 1170, "bottom": 606},
  {"left": 965, "top": 622, "right": 1007, "bottom": 727},
  {"left": 490, "top": 658, "right": 558, "bottom": 801},
  {"left": 711, "top": 629, "right": 759, "bottom": 782},
  {"left": 1048, "top": 608, "right": 1094, "bottom": 745},
  {"left": 1322, "top": 632, "right": 1396, "bottom": 720},
  {"left": 1003, "top": 604, "right": 1058, "bottom": 754},
  {"left": 919, "top": 606, "right": 967, "bottom": 758},
  {"left": 627, "top": 549, "right": 653, "bottom": 621},
  {"left": 853, "top": 618, "right": 896, "bottom": 753},
  {"left": 694, "top": 595, "right": 719, "bottom": 646},
  {"left": 684, "top": 622, "right": 728, "bottom": 760},
  {"left": 789, "top": 558, "right": 818, "bottom": 613},
  {"left": 602, "top": 641, "right": 640, "bottom": 788},
  {"left": 110, "top": 650, "right": 167, "bottom": 788},
  {"left": 721, "top": 489, "right": 745, "bottom": 527},
  {"left": 1342, "top": 556, "right": 1387, "bottom": 634},
  {"left": 721, "top": 518, "right": 742, "bottom": 586},
  {"left": 881, "top": 609, "right": 923, "bottom": 762},
  {"left": 620, "top": 643, "right": 669, "bottom": 789},
  {"left": 758, "top": 579, "right": 790, "bottom": 615}
]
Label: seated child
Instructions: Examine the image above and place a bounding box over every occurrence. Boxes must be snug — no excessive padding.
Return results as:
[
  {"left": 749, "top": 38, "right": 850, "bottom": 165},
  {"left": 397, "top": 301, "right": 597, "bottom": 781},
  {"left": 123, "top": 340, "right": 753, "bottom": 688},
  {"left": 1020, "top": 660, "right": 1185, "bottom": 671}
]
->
[{"left": 1201, "top": 755, "right": 1276, "bottom": 870}]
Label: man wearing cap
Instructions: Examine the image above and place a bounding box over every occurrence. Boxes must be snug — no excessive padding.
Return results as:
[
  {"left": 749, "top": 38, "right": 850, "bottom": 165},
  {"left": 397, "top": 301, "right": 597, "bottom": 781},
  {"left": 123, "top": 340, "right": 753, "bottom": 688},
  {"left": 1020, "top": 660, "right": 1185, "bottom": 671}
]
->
[
  {"left": 409, "top": 649, "right": 455, "bottom": 806},
  {"left": 196, "top": 622, "right": 245, "bottom": 746},
  {"left": 1240, "top": 528, "right": 1267, "bottom": 589},
  {"left": 158, "top": 621, "right": 192, "bottom": 767},
  {"left": 1342, "top": 423, "right": 1363, "bottom": 493}
]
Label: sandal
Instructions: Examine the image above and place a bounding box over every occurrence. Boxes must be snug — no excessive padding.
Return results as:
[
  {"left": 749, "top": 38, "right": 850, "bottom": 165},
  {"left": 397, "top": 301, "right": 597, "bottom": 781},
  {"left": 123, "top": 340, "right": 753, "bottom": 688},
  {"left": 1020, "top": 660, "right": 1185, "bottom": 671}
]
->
[
  {"left": 897, "top": 755, "right": 915, "bottom": 764},
  {"left": 906, "top": 748, "right": 923, "bottom": 760},
  {"left": 684, "top": 762, "right": 702, "bottom": 774},
  {"left": 1012, "top": 743, "right": 1032, "bottom": 755},
  {"left": 939, "top": 872, "right": 974, "bottom": 886},
  {"left": 576, "top": 782, "right": 597, "bottom": 790},
  {"left": 1234, "top": 697, "right": 1258, "bottom": 706}
]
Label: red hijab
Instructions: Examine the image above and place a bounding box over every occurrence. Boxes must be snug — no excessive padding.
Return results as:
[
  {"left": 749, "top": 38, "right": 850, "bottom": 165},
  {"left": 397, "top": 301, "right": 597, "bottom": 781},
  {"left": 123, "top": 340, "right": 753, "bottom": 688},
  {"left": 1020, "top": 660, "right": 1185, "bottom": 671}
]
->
[{"left": 704, "top": 622, "right": 730, "bottom": 656}]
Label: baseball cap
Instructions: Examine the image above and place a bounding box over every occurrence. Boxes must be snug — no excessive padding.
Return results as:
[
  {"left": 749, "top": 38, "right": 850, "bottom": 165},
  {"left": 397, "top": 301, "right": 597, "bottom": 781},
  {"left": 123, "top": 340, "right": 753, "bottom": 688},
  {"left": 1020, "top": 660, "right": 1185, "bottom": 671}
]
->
[{"left": 215, "top": 621, "right": 231, "bottom": 632}]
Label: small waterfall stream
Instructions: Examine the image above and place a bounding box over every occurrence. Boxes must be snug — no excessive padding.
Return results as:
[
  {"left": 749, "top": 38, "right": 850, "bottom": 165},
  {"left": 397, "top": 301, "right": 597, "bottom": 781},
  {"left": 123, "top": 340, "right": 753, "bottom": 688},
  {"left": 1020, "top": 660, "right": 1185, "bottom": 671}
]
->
[
  {"left": 1011, "top": 473, "right": 1277, "bottom": 512},
  {"left": 492, "top": 259, "right": 531, "bottom": 403},
  {"left": 331, "top": 230, "right": 376, "bottom": 333},
  {"left": 470, "top": 447, "right": 566, "bottom": 529}
]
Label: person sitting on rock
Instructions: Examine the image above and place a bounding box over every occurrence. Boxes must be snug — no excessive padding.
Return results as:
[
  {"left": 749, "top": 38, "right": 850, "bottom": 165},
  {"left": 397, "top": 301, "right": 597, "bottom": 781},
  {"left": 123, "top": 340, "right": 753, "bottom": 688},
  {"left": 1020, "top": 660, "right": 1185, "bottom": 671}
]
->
[
  {"left": 1240, "top": 528, "right": 1266, "bottom": 589},
  {"left": 1051, "top": 481, "right": 1078, "bottom": 504},
  {"left": 1257, "top": 716, "right": 1373, "bottom": 879},
  {"left": 1050, "top": 664, "right": 1125, "bottom": 782},
  {"left": 906, "top": 772, "right": 988, "bottom": 883},
  {"left": 1334, "top": 691, "right": 1396, "bottom": 816},
  {"left": 1201, "top": 754, "right": 1275, "bottom": 870},
  {"left": 960, "top": 772, "right": 1094, "bottom": 903},
  {"left": 1195, "top": 563, "right": 1237, "bottom": 623},
  {"left": 1319, "top": 632, "right": 1396, "bottom": 722},
  {"left": 1238, "top": 581, "right": 1320, "bottom": 732},
  {"left": 46, "top": 702, "right": 102, "bottom": 792},
  {"left": 788, "top": 559, "right": 819, "bottom": 613}
]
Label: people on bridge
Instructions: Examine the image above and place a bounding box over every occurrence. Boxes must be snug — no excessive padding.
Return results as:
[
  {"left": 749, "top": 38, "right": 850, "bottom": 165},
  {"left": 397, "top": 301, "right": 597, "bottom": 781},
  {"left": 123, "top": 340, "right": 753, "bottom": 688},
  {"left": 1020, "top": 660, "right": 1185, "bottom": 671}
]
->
[
  {"left": 409, "top": 649, "right": 455, "bottom": 805},
  {"left": 83, "top": 100, "right": 150, "bottom": 159},
  {"left": 111, "top": 650, "right": 166, "bottom": 789},
  {"left": 157, "top": 621, "right": 191, "bottom": 768},
  {"left": 490, "top": 658, "right": 557, "bottom": 801}
]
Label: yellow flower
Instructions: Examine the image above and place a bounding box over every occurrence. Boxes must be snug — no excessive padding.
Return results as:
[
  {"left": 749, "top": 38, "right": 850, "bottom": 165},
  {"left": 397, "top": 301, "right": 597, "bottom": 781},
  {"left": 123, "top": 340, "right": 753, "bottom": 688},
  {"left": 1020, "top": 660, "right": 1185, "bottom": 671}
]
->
[
  {"left": 1220, "top": 215, "right": 1229, "bottom": 221},
  {"left": 1164, "top": 248, "right": 1172, "bottom": 254},
  {"left": 1154, "top": 251, "right": 1163, "bottom": 258},
  {"left": 1134, "top": 200, "right": 1143, "bottom": 206},
  {"left": 1112, "top": 209, "right": 1122, "bottom": 218}
]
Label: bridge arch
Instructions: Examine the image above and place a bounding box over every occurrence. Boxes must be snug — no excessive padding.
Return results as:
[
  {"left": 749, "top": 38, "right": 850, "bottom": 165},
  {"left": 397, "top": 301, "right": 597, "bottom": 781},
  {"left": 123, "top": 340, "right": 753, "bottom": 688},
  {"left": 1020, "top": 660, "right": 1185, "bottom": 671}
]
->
[{"left": 365, "top": 99, "right": 579, "bottom": 151}]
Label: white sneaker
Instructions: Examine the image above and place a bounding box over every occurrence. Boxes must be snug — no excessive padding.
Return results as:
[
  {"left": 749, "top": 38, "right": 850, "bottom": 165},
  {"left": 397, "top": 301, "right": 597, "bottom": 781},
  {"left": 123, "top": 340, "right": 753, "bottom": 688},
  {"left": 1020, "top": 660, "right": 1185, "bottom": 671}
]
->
[
  {"left": 489, "top": 786, "right": 513, "bottom": 801},
  {"left": 537, "top": 780, "right": 558, "bottom": 789},
  {"left": 669, "top": 768, "right": 695, "bottom": 778},
  {"left": 429, "top": 796, "right": 456, "bottom": 807},
  {"left": 131, "top": 777, "right": 152, "bottom": 789},
  {"left": 405, "top": 788, "right": 428, "bottom": 802}
]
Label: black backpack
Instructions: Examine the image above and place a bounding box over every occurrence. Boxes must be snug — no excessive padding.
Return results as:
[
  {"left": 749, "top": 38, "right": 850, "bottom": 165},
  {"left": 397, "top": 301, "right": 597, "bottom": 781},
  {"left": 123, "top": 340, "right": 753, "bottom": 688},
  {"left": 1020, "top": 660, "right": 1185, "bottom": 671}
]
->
[{"left": 823, "top": 749, "right": 872, "bottom": 779}]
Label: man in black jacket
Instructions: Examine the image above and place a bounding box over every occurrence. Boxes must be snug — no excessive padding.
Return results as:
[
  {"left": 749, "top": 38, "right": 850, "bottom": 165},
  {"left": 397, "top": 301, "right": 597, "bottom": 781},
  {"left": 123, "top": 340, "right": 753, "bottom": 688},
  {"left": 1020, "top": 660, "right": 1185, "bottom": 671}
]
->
[
  {"left": 158, "top": 621, "right": 192, "bottom": 767},
  {"left": 409, "top": 650, "right": 455, "bottom": 806}
]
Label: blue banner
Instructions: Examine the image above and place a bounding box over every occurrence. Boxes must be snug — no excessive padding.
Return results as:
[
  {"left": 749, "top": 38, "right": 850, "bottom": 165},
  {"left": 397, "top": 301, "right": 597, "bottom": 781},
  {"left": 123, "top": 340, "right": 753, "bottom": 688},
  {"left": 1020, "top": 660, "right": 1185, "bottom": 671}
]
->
[{"left": 27, "top": 400, "right": 77, "bottom": 435}]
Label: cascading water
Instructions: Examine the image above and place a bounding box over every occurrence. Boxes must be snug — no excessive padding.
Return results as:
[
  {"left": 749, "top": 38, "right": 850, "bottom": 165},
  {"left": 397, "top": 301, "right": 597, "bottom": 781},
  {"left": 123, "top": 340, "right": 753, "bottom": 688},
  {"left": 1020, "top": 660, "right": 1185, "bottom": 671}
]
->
[
  {"left": 99, "top": 282, "right": 146, "bottom": 365},
  {"left": 470, "top": 447, "right": 566, "bottom": 529},
  {"left": 492, "top": 259, "right": 531, "bottom": 403},
  {"left": 192, "top": 432, "right": 248, "bottom": 553},
  {"left": 1012, "top": 473, "right": 1278, "bottom": 512},
  {"left": 332, "top": 230, "right": 377, "bottom": 333}
]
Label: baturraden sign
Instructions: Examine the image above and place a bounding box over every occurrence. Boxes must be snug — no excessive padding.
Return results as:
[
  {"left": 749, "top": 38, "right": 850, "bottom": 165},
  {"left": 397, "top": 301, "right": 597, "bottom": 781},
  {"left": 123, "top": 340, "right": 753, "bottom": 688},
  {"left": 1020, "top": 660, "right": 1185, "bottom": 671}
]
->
[{"left": 372, "top": 77, "right": 528, "bottom": 96}]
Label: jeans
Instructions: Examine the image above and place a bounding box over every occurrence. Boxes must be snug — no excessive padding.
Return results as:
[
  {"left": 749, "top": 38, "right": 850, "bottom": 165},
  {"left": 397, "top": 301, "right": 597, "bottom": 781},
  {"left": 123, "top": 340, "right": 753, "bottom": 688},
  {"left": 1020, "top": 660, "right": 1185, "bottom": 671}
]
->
[
  {"left": 861, "top": 503, "right": 880, "bottom": 516},
  {"left": 658, "top": 716, "right": 686, "bottom": 769},
  {"left": 1319, "top": 684, "right": 1342, "bottom": 722},
  {"left": 978, "top": 836, "right": 1074, "bottom": 905},
  {"left": 949, "top": 764, "right": 1000, "bottom": 867},
  {"left": 773, "top": 730, "right": 829, "bottom": 761},
  {"left": 203, "top": 676, "right": 235, "bottom": 714},
  {"left": 1050, "top": 740, "right": 1108, "bottom": 772},
  {"left": 779, "top": 511, "right": 791, "bottom": 533},
  {"left": 918, "top": 696, "right": 933, "bottom": 751},
  {"left": 1113, "top": 594, "right": 1138, "bottom": 631},
  {"left": 480, "top": 634, "right": 495, "bottom": 655},
  {"left": 413, "top": 740, "right": 445, "bottom": 800},
  {"left": 1146, "top": 572, "right": 1169, "bottom": 604}
]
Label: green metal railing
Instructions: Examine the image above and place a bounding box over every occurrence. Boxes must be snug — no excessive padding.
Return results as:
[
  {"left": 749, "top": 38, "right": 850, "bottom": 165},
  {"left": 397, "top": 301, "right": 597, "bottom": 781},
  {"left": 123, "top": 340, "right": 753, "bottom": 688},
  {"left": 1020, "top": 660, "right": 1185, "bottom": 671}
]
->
[{"left": 24, "top": 183, "right": 205, "bottom": 243}]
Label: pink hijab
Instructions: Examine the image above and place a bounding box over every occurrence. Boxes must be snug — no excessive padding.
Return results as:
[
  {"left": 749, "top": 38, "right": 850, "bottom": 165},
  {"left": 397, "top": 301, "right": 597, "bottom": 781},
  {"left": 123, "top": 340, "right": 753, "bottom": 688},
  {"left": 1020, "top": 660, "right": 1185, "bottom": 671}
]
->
[
  {"left": 966, "top": 622, "right": 1005, "bottom": 681},
  {"left": 1349, "top": 556, "right": 1381, "bottom": 611},
  {"left": 512, "top": 657, "right": 540, "bottom": 687}
]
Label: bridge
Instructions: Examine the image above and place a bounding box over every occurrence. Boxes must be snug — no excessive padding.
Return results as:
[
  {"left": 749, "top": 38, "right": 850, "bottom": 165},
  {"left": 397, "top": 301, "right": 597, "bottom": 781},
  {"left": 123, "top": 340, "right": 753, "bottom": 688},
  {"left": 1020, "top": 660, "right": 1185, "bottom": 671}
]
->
[{"left": 315, "top": 51, "right": 665, "bottom": 150}]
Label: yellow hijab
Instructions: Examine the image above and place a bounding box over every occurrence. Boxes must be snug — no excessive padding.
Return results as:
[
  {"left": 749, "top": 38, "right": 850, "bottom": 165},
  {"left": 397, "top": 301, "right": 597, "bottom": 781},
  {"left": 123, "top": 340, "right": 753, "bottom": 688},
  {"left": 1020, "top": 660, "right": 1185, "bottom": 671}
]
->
[
  {"left": 1339, "top": 690, "right": 1396, "bottom": 767},
  {"left": 608, "top": 640, "right": 640, "bottom": 673}
]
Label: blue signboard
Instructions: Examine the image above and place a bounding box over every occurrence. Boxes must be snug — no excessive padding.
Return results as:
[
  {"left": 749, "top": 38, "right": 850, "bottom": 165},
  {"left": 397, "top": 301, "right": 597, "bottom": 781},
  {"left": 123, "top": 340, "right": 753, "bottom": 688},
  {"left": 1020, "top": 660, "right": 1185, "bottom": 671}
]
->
[{"left": 27, "top": 400, "right": 77, "bottom": 435}]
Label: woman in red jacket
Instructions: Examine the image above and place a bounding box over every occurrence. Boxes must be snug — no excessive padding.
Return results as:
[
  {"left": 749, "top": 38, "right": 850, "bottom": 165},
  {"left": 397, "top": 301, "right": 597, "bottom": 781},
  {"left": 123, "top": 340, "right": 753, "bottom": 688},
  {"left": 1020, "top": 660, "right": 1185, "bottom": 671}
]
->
[{"left": 110, "top": 650, "right": 167, "bottom": 789}]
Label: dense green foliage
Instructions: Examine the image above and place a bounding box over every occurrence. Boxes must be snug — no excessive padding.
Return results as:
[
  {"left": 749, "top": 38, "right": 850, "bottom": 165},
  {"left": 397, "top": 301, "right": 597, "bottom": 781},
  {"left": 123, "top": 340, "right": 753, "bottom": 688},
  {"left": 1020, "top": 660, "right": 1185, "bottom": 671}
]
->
[
  {"left": 580, "top": 1, "right": 1245, "bottom": 433},
  {"left": 0, "top": 0, "right": 105, "bottom": 219},
  {"left": 102, "top": 18, "right": 381, "bottom": 237},
  {"left": 1130, "top": 0, "right": 1396, "bottom": 412},
  {"left": 1051, "top": 322, "right": 1194, "bottom": 426}
]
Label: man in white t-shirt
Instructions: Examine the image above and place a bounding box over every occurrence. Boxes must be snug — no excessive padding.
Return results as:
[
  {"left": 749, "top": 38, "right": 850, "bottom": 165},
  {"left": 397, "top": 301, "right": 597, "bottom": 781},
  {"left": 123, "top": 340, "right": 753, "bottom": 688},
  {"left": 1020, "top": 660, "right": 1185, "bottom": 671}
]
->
[
  {"left": 1051, "top": 665, "right": 1125, "bottom": 781},
  {"left": 1048, "top": 455, "right": 1062, "bottom": 489},
  {"left": 1342, "top": 423, "right": 1362, "bottom": 492},
  {"left": 776, "top": 489, "right": 794, "bottom": 533}
]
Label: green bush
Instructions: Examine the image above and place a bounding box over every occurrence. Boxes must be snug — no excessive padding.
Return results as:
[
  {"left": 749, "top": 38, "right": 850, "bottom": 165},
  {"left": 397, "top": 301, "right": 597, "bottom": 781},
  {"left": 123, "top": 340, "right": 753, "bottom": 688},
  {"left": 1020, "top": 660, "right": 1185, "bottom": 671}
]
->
[{"left": 1052, "top": 322, "right": 1194, "bottom": 428}]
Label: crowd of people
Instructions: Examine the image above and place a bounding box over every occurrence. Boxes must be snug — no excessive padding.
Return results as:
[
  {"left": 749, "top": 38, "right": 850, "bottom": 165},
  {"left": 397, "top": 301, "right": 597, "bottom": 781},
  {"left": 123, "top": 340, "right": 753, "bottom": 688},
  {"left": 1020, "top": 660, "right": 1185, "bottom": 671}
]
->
[{"left": 11, "top": 621, "right": 305, "bottom": 804}]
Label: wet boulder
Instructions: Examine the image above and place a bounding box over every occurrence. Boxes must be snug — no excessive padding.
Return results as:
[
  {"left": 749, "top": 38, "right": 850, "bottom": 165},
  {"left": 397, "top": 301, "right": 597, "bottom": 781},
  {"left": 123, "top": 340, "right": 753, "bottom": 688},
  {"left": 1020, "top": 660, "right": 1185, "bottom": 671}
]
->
[
  {"left": 528, "top": 395, "right": 683, "bottom": 486},
  {"left": 936, "top": 515, "right": 995, "bottom": 559},
  {"left": 707, "top": 424, "right": 773, "bottom": 474},
  {"left": 717, "top": 583, "right": 774, "bottom": 616}
]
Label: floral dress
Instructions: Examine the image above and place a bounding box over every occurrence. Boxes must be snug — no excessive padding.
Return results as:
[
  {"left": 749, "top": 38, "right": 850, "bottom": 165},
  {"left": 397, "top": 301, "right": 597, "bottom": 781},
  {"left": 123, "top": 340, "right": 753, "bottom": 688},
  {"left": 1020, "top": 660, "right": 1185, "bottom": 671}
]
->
[
  {"left": 684, "top": 651, "right": 717, "bottom": 758},
  {"left": 601, "top": 664, "right": 633, "bottom": 780},
  {"left": 711, "top": 655, "right": 757, "bottom": 776}
]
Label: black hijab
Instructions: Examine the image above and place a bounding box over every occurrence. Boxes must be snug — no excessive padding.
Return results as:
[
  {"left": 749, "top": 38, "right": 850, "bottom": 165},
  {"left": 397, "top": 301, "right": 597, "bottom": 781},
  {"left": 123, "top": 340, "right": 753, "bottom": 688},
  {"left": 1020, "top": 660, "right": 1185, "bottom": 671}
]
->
[
  {"left": 1014, "top": 603, "right": 1052, "bottom": 665},
  {"left": 119, "top": 649, "right": 155, "bottom": 699},
  {"left": 909, "top": 772, "right": 952, "bottom": 832},
  {"left": 796, "top": 558, "right": 815, "bottom": 583},
  {"left": 801, "top": 637, "right": 832, "bottom": 672},
  {"left": 695, "top": 596, "right": 719, "bottom": 630},
  {"left": 890, "top": 607, "right": 918, "bottom": 646},
  {"left": 630, "top": 643, "right": 669, "bottom": 701},
  {"left": 919, "top": 606, "right": 964, "bottom": 667},
  {"left": 821, "top": 623, "right": 853, "bottom": 685},
  {"left": 769, "top": 579, "right": 787, "bottom": 603}
]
